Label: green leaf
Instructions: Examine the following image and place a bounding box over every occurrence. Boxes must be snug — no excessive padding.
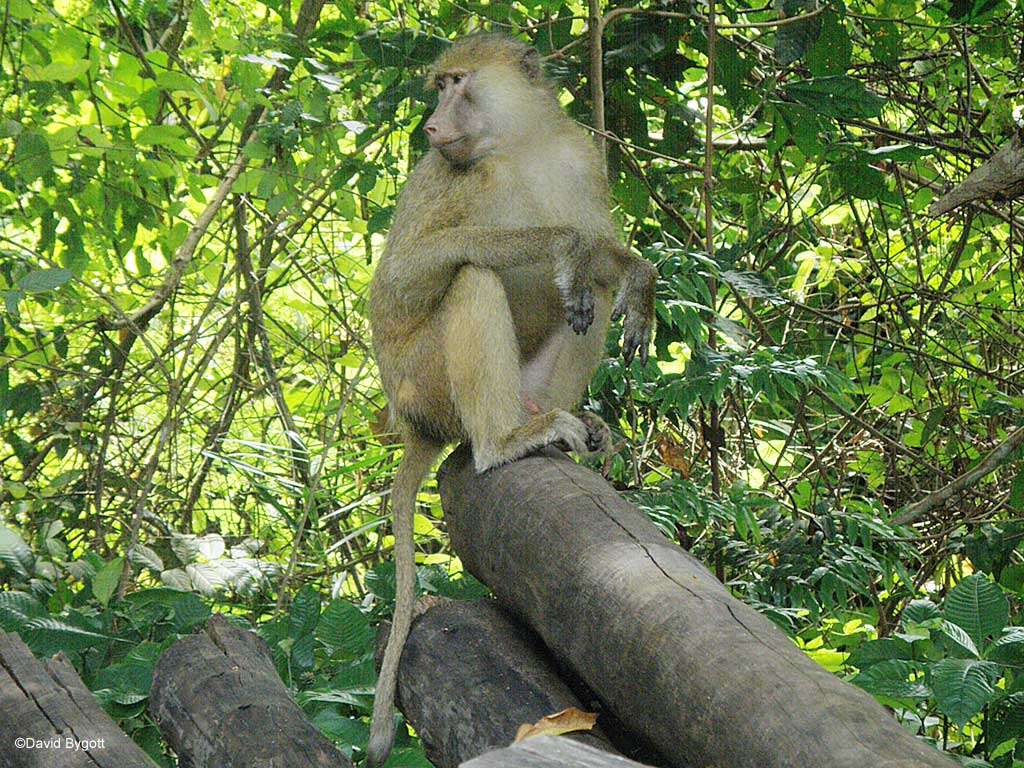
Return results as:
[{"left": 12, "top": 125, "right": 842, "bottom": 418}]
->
[
  {"left": 940, "top": 620, "right": 980, "bottom": 658},
  {"left": 13, "top": 131, "right": 53, "bottom": 182},
  {"left": 17, "top": 268, "right": 73, "bottom": 293},
  {"left": 929, "top": 658, "right": 1000, "bottom": 726},
  {"left": 289, "top": 584, "right": 321, "bottom": 638},
  {"left": 903, "top": 599, "right": 943, "bottom": 627},
  {"left": 806, "top": 11, "right": 852, "bottom": 77},
  {"left": 1009, "top": 468, "right": 1024, "bottom": 511},
  {"left": 944, "top": 573, "right": 1009, "bottom": 647},
  {"left": 988, "top": 692, "right": 1024, "bottom": 748},
  {"left": 25, "top": 59, "right": 91, "bottom": 82},
  {"left": 92, "top": 557, "right": 124, "bottom": 607},
  {"left": 316, "top": 599, "right": 373, "bottom": 656},
  {"left": 773, "top": 0, "right": 823, "bottom": 64},
  {"left": 987, "top": 627, "right": 1024, "bottom": 665},
  {"left": 784, "top": 77, "right": 886, "bottom": 120},
  {"left": 23, "top": 617, "right": 117, "bottom": 655},
  {"left": 851, "top": 659, "right": 930, "bottom": 700},
  {"left": 0, "top": 527, "right": 34, "bottom": 579},
  {"left": 847, "top": 637, "right": 913, "bottom": 668}
]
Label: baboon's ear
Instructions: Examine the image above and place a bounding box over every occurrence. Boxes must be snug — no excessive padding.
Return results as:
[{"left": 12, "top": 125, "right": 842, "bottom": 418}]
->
[{"left": 520, "top": 47, "right": 542, "bottom": 81}]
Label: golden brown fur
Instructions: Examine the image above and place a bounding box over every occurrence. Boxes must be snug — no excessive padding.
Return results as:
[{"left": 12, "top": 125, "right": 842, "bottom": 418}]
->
[{"left": 366, "top": 34, "right": 656, "bottom": 766}]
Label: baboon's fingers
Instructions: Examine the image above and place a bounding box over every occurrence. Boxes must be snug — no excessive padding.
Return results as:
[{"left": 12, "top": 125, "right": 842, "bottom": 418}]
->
[
  {"left": 621, "top": 315, "right": 652, "bottom": 366},
  {"left": 564, "top": 286, "right": 595, "bottom": 335}
]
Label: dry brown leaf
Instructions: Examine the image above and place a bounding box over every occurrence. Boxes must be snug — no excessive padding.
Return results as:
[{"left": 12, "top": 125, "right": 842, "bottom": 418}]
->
[
  {"left": 514, "top": 707, "right": 598, "bottom": 744},
  {"left": 656, "top": 434, "right": 691, "bottom": 477}
]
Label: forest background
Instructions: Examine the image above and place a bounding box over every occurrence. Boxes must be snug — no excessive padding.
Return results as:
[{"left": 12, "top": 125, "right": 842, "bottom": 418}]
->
[{"left": 1, "top": 0, "right": 1023, "bottom": 765}]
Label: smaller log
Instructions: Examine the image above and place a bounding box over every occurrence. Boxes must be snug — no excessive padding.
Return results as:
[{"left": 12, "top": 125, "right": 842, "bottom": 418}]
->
[
  {"left": 391, "top": 598, "right": 623, "bottom": 768},
  {"left": 150, "top": 614, "right": 350, "bottom": 768},
  {"left": 0, "top": 630, "right": 158, "bottom": 768},
  {"left": 930, "top": 128, "right": 1024, "bottom": 215},
  {"left": 460, "top": 736, "right": 654, "bottom": 768}
]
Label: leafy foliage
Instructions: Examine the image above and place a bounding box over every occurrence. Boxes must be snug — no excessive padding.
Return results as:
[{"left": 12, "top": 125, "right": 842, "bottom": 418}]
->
[{"left": 2, "top": 0, "right": 1023, "bottom": 764}]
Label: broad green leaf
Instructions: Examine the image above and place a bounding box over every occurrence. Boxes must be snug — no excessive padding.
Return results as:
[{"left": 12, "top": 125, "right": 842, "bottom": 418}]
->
[
  {"left": 940, "top": 620, "right": 980, "bottom": 658},
  {"left": 289, "top": 584, "right": 321, "bottom": 638},
  {"left": 17, "top": 268, "right": 72, "bottom": 293},
  {"left": 1009, "top": 468, "right": 1024, "bottom": 510},
  {"left": 23, "top": 617, "right": 117, "bottom": 655},
  {"left": 987, "top": 627, "right": 1024, "bottom": 665},
  {"left": 929, "top": 658, "right": 1000, "bottom": 725},
  {"left": 807, "top": 11, "right": 852, "bottom": 76},
  {"left": 784, "top": 77, "right": 886, "bottom": 120},
  {"left": 92, "top": 557, "right": 124, "bottom": 606},
  {"left": 13, "top": 131, "right": 52, "bottom": 181},
  {"left": 773, "top": 0, "right": 823, "bottom": 64},
  {"left": 848, "top": 637, "right": 913, "bottom": 668},
  {"left": 903, "top": 599, "right": 943, "bottom": 627},
  {"left": 852, "top": 659, "right": 930, "bottom": 700},
  {"left": 316, "top": 599, "right": 373, "bottom": 656},
  {"left": 25, "top": 59, "right": 91, "bottom": 82},
  {"left": 988, "top": 692, "right": 1024, "bottom": 748},
  {"left": 0, "top": 526, "right": 34, "bottom": 579},
  {"left": 944, "top": 573, "right": 1009, "bottom": 647}
]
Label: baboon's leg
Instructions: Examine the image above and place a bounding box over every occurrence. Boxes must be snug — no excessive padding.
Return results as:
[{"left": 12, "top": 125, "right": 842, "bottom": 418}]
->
[{"left": 442, "top": 266, "right": 588, "bottom": 471}]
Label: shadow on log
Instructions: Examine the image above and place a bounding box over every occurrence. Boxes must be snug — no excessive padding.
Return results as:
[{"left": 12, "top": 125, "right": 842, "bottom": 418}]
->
[
  {"left": 438, "top": 446, "right": 958, "bottom": 768},
  {"left": 150, "top": 615, "right": 350, "bottom": 768},
  {"left": 462, "top": 736, "right": 653, "bottom": 768},
  {"left": 391, "top": 597, "right": 624, "bottom": 768},
  {"left": 0, "top": 630, "right": 158, "bottom": 767}
]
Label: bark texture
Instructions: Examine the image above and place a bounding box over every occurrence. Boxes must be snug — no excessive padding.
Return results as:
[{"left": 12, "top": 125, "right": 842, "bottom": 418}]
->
[
  {"left": 438, "top": 446, "right": 958, "bottom": 768},
  {"left": 0, "top": 630, "right": 157, "bottom": 768},
  {"left": 392, "top": 597, "right": 621, "bottom": 768},
  {"left": 930, "top": 128, "right": 1024, "bottom": 214},
  {"left": 460, "top": 735, "right": 652, "bottom": 768},
  {"left": 150, "top": 615, "right": 350, "bottom": 768}
]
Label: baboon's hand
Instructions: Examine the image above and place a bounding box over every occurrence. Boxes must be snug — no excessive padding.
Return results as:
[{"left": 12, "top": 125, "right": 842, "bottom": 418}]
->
[
  {"left": 579, "top": 411, "right": 612, "bottom": 453},
  {"left": 555, "top": 229, "right": 596, "bottom": 335},
  {"left": 612, "top": 294, "right": 652, "bottom": 366},
  {"left": 563, "top": 282, "right": 595, "bottom": 335}
]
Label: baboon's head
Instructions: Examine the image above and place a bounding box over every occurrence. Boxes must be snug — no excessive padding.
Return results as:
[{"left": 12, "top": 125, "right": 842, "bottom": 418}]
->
[{"left": 423, "top": 34, "right": 556, "bottom": 169}]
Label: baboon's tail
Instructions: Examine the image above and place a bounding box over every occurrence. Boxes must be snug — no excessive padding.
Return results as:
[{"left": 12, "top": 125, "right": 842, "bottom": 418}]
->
[{"left": 366, "top": 437, "right": 440, "bottom": 768}]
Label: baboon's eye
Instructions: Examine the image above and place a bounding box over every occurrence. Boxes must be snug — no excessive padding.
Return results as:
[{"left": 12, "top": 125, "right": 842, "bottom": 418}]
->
[{"left": 452, "top": 74, "right": 463, "bottom": 85}]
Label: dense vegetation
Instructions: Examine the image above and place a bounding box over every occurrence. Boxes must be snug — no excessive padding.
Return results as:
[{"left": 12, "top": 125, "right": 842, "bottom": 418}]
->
[{"left": 1, "top": 0, "right": 1022, "bottom": 765}]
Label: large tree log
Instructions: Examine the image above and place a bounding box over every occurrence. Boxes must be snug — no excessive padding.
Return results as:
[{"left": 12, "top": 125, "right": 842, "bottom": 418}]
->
[
  {"left": 438, "top": 446, "right": 958, "bottom": 768},
  {"left": 391, "top": 597, "right": 629, "bottom": 768},
  {"left": 150, "top": 615, "right": 350, "bottom": 768},
  {"left": 461, "top": 736, "right": 653, "bottom": 768},
  {"left": 0, "top": 630, "right": 158, "bottom": 768}
]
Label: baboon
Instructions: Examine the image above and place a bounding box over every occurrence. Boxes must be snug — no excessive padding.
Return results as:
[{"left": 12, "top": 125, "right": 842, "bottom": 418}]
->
[{"left": 366, "top": 34, "right": 656, "bottom": 766}]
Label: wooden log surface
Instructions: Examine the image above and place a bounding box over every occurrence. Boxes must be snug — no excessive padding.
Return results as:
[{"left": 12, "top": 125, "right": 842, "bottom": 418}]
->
[
  {"left": 150, "top": 614, "right": 350, "bottom": 768},
  {"left": 0, "top": 630, "right": 157, "bottom": 768},
  {"left": 438, "top": 446, "right": 958, "bottom": 768},
  {"left": 392, "top": 597, "right": 622, "bottom": 768},
  {"left": 460, "top": 736, "right": 652, "bottom": 768}
]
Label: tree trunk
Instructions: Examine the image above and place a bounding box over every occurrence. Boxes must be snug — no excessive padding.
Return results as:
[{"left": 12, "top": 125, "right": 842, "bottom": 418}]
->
[
  {"left": 437, "top": 446, "right": 958, "bottom": 768},
  {"left": 150, "top": 615, "right": 350, "bottom": 768},
  {"left": 0, "top": 630, "right": 158, "bottom": 768},
  {"left": 461, "top": 735, "right": 652, "bottom": 768},
  {"left": 390, "top": 597, "right": 631, "bottom": 768}
]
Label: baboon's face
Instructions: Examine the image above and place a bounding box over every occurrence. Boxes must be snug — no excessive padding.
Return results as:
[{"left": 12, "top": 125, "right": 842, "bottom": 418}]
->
[{"left": 424, "top": 70, "right": 490, "bottom": 169}]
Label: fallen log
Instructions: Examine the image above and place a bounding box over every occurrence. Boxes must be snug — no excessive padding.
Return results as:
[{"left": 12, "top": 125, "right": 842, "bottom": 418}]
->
[
  {"left": 391, "top": 597, "right": 626, "bottom": 768},
  {"left": 438, "top": 446, "right": 958, "bottom": 768},
  {"left": 0, "top": 630, "right": 158, "bottom": 768},
  {"left": 150, "top": 614, "right": 350, "bottom": 768},
  {"left": 461, "top": 735, "right": 652, "bottom": 768}
]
